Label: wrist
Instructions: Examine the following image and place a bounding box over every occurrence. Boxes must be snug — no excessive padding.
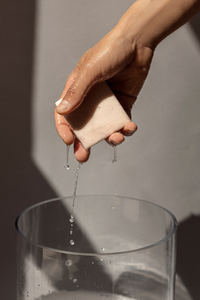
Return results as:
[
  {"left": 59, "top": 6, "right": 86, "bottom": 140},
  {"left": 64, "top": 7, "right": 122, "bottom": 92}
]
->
[{"left": 116, "top": 0, "right": 200, "bottom": 50}]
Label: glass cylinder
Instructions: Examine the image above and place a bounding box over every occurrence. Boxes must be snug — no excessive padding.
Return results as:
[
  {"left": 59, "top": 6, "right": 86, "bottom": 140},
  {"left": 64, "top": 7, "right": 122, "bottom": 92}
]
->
[{"left": 16, "top": 195, "right": 177, "bottom": 300}]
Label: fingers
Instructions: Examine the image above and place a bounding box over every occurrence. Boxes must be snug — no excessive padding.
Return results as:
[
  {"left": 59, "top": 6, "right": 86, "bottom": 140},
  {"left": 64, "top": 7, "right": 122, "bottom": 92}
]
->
[
  {"left": 74, "top": 139, "right": 90, "bottom": 163},
  {"left": 121, "top": 121, "right": 138, "bottom": 136},
  {"left": 54, "top": 108, "right": 90, "bottom": 162},
  {"left": 107, "top": 132, "right": 125, "bottom": 146},
  {"left": 54, "top": 33, "right": 143, "bottom": 162},
  {"left": 107, "top": 121, "right": 137, "bottom": 146},
  {"left": 55, "top": 54, "right": 93, "bottom": 163}
]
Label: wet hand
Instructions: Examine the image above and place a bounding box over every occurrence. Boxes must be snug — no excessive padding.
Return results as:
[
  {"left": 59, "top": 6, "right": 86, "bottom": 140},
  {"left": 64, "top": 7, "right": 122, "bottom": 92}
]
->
[{"left": 55, "top": 27, "right": 153, "bottom": 162}]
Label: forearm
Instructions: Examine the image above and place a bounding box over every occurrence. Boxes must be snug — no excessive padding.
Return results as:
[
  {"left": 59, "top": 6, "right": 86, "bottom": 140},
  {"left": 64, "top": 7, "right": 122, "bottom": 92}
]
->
[{"left": 117, "top": 0, "right": 200, "bottom": 49}]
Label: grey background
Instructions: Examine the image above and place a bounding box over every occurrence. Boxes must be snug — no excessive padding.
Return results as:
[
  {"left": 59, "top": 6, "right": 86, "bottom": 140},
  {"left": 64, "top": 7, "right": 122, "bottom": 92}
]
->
[{"left": 0, "top": 0, "right": 200, "bottom": 299}]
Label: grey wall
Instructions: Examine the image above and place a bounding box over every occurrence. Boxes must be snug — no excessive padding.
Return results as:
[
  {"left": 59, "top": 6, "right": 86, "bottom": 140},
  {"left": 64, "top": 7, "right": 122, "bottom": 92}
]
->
[{"left": 0, "top": 0, "right": 200, "bottom": 299}]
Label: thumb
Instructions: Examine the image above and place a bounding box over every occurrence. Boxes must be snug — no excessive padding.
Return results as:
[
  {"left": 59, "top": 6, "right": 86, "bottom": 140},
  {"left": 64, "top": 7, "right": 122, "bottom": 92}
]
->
[{"left": 56, "top": 65, "right": 100, "bottom": 115}]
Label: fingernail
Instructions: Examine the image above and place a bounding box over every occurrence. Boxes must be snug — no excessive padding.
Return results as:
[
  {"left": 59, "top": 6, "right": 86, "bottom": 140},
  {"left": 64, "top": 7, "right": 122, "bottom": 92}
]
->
[
  {"left": 111, "top": 141, "right": 118, "bottom": 146},
  {"left": 126, "top": 124, "right": 138, "bottom": 134},
  {"left": 125, "top": 130, "right": 137, "bottom": 136},
  {"left": 128, "top": 128, "right": 137, "bottom": 133},
  {"left": 55, "top": 98, "right": 62, "bottom": 106},
  {"left": 57, "top": 99, "right": 70, "bottom": 112},
  {"left": 128, "top": 124, "right": 138, "bottom": 132}
]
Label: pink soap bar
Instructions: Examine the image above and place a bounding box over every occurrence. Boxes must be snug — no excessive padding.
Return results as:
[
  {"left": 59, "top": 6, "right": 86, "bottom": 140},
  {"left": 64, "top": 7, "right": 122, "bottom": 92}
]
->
[{"left": 56, "top": 82, "right": 130, "bottom": 149}]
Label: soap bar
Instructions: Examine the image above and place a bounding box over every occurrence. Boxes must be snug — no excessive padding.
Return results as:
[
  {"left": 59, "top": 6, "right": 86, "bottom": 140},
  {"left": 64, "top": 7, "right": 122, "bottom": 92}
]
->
[{"left": 55, "top": 82, "right": 130, "bottom": 149}]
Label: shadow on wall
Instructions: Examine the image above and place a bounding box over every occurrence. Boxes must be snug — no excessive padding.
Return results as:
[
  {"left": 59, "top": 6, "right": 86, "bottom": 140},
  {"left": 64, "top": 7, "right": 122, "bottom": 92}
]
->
[
  {"left": 176, "top": 214, "right": 200, "bottom": 300},
  {"left": 0, "top": 1, "right": 57, "bottom": 300},
  {"left": 190, "top": 11, "right": 200, "bottom": 48},
  {"left": 174, "top": 15, "right": 200, "bottom": 300}
]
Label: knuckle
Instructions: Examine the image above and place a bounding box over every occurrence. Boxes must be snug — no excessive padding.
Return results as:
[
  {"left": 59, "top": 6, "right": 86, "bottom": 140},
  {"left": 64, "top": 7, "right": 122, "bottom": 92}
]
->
[{"left": 67, "top": 83, "right": 78, "bottom": 96}]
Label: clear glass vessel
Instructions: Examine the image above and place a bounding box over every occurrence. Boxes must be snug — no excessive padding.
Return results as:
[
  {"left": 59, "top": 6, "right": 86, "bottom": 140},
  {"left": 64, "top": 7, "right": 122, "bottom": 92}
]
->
[{"left": 16, "top": 195, "right": 178, "bottom": 300}]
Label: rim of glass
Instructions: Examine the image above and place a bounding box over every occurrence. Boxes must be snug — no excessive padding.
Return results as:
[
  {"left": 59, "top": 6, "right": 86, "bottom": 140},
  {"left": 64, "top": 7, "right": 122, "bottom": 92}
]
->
[{"left": 15, "top": 195, "right": 178, "bottom": 256}]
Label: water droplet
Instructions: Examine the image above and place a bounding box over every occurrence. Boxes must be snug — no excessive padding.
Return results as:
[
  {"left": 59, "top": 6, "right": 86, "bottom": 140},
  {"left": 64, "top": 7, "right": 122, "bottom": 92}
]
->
[
  {"left": 65, "top": 259, "right": 73, "bottom": 267},
  {"left": 101, "top": 248, "right": 105, "bottom": 251},
  {"left": 73, "top": 279, "right": 77, "bottom": 283},
  {"left": 92, "top": 262, "right": 94, "bottom": 264},
  {"left": 48, "top": 280, "right": 51, "bottom": 284},
  {"left": 76, "top": 285, "right": 79, "bottom": 287},
  {"left": 69, "top": 217, "right": 74, "bottom": 223},
  {"left": 48, "top": 290, "right": 51, "bottom": 293},
  {"left": 70, "top": 230, "right": 73, "bottom": 234},
  {"left": 70, "top": 240, "right": 74, "bottom": 245},
  {"left": 112, "top": 206, "right": 115, "bottom": 209},
  {"left": 100, "top": 258, "right": 103, "bottom": 262}
]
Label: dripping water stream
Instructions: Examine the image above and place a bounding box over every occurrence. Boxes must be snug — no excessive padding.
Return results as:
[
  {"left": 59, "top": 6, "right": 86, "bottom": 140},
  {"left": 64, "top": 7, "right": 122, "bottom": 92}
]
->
[
  {"left": 71, "top": 162, "right": 82, "bottom": 216},
  {"left": 64, "top": 145, "right": 70, "bottom": 170},
  {"left": 112, "top": 145, "right": 117, "bottom": 163},
  {"left": 69, "top": 162, "right": 82, "bottom": 245},
  {"left": 67, "top": 145, "right": 116, "bottom": 246}
]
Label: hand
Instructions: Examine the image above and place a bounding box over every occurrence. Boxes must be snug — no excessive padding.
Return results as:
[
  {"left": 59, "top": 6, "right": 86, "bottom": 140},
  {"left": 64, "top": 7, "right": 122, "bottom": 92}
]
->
[
  {"left": 55, "top": 0, "right": 200, "bottom": 163},
  {"left": 55, "top": 27, "right": 153, "bottom": 162}
]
